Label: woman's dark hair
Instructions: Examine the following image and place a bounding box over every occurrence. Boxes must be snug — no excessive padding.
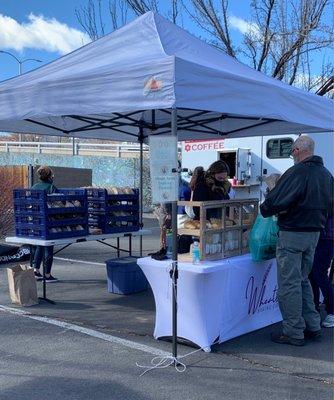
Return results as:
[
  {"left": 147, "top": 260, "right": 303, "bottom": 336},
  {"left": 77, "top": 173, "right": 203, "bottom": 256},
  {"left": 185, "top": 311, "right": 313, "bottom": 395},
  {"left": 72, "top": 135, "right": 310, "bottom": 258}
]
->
[
  {"left": 206, "top": 160, "right": 230, "bottom": 177},
  {"left": 37, "top": 165, "right": 54, "bottom": 182},
  {"left": 205, "top": 160, "right": 230, "bottom": 195},
  {"left": 189, "top": 166, "right": 204, "bottom": 191}
]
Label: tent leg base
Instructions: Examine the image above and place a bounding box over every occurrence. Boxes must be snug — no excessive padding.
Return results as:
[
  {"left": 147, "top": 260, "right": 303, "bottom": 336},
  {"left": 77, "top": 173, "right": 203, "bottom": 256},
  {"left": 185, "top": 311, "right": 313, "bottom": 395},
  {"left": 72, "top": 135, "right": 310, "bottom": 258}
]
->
[{"left": 38, "top": 296, "right": 56, "bottom": 305}]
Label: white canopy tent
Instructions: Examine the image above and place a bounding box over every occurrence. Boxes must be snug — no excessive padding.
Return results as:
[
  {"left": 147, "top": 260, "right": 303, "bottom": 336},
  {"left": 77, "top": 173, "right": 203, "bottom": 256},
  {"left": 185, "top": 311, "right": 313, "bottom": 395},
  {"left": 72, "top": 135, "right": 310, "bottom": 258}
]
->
[
  {"left": 1, "top": 11, "right": 333, "bottom": 363},
  {"left": 0, "top": 11, "right": 332, "bottom": 141}
]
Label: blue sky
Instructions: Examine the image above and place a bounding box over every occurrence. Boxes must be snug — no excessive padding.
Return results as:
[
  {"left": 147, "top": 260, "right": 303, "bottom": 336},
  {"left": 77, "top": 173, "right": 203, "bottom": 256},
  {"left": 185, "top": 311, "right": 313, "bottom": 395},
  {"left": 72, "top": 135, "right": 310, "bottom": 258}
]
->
[
  {"left": 0, "top": 0, "right": 90, "bottom": 80},
  {"left": 0, "top": 0, "right": 253, "bottom": 82}
]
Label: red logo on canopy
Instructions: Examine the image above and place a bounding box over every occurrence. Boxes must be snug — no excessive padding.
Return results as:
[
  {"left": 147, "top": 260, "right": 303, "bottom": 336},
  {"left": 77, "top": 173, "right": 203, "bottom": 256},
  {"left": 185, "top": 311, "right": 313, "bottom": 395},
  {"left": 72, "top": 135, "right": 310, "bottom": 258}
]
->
[{"left": 144, "top": 77, "right": 162, "bottom": 94}]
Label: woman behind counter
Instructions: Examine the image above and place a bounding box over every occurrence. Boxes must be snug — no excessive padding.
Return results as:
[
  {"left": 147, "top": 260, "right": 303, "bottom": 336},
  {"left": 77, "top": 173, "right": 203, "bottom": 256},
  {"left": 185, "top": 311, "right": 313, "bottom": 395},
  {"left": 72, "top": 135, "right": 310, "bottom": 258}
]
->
[
  {"left": 31, "top": 166, "right": 58, "bottom": 283},
  {"left": 192, "top": 160, "right": 232, "bottom": 220}
]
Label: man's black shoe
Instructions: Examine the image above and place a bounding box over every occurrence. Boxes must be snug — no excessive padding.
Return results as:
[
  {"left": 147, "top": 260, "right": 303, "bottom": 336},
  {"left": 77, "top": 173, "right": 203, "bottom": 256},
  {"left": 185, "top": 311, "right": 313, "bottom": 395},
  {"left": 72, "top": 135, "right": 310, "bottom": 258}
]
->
[
  {"left": 304, "top": 329, "right": 322, "bottom": 341},
  {"left": 271, "top": 332, "right": 305, "bottom": 346}
]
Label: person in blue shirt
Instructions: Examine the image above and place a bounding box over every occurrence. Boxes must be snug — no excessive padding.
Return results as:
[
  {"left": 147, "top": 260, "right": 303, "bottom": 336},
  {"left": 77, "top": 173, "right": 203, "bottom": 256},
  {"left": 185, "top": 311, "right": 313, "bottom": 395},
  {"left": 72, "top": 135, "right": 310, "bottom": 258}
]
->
[{"left": 177, "top": 172, "right": 191, "bottom": 227}]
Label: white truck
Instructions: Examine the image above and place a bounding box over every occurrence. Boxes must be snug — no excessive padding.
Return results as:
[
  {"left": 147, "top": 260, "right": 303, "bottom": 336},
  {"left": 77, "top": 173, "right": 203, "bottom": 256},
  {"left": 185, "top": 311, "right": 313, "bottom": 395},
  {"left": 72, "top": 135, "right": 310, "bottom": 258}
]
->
[{"left": 181, "top": 132, "right": 334, "bottom": 201}]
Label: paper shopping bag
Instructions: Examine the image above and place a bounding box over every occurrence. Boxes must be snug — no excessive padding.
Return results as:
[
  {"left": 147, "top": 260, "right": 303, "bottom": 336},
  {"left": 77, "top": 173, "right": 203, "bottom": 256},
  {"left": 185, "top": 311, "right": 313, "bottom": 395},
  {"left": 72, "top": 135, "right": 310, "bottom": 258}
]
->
[{"left": 7, "top": 265, "right": 38, "bottom": 306}]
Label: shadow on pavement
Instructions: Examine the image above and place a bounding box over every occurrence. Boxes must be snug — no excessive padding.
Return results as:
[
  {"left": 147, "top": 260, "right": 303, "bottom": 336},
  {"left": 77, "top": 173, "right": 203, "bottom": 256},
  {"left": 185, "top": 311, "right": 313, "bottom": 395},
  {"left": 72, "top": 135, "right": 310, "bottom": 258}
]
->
[{"left": 0, "top": 375, "right": 148, "bottom": 400}]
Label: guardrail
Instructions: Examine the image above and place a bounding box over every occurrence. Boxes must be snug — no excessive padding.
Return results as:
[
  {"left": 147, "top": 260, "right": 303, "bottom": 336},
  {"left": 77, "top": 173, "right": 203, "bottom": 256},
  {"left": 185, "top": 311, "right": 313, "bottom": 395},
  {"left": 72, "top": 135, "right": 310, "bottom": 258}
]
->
[{"left": 0, "top": 141, "right": 149, "bottom": 158}]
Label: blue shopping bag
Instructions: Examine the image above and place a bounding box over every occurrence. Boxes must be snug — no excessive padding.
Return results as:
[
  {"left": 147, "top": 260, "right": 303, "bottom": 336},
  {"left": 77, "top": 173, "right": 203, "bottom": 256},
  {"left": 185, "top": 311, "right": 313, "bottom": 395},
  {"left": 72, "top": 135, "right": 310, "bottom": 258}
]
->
[{"left": 249, "top": 214, "right": 278, "bottom": 261}]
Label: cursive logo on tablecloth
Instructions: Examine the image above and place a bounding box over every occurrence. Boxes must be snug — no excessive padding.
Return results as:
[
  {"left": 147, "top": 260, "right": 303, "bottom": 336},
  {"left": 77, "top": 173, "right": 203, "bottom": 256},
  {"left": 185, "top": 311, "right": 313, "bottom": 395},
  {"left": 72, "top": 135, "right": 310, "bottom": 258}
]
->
[{"left": 245, "top": 262, "right": 278, "bottom": 315}]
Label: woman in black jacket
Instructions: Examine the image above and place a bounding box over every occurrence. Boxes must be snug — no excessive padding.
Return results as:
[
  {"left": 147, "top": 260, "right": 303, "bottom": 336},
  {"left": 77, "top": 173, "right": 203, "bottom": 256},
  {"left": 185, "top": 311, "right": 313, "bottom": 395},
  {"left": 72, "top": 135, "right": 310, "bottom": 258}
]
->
[{"left": 192, "top": 160, "right": 231, "bottom": 220}]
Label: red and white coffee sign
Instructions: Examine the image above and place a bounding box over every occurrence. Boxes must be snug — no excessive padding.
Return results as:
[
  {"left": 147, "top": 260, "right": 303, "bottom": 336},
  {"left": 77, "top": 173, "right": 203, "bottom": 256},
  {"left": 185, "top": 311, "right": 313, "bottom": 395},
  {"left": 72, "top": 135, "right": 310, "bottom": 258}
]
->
[{"left": 183, "top": 139, "right": 225, "bottom": 152}]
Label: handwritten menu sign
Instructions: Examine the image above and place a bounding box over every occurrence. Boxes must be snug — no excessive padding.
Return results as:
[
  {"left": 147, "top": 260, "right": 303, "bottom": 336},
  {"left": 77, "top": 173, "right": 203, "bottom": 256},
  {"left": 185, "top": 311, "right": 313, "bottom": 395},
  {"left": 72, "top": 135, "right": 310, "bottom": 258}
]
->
[{"left": 149, "top": 135, "right": 178, "bottom": 203}]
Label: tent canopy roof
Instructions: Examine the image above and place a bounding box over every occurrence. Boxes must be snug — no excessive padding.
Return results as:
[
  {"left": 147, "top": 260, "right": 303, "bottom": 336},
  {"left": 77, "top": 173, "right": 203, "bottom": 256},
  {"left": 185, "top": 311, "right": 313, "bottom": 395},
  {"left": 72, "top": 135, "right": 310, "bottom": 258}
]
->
[{"left": 0, "top": 12, "right": 332, "bottom": 142}]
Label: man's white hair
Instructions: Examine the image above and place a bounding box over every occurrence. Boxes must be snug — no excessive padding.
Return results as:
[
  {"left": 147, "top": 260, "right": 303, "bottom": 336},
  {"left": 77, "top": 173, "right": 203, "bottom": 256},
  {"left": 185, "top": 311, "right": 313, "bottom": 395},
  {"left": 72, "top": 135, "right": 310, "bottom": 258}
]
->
[{"left": 294, "top": 135, "right": 315, "bottom": 154}]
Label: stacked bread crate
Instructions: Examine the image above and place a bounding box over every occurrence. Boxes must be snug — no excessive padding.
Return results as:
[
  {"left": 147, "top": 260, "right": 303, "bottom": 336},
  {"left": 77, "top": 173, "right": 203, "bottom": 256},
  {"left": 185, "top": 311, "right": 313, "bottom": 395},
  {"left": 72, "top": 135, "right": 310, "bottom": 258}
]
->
[
  {"left": 87, "top": 187, "right": 139, "bottom": 234},
  {"left": 13, "top": 189, "right": 88, "bottom": 240},
  {"left": 178, "top": 199, "right": 258, "bottom": 261}
]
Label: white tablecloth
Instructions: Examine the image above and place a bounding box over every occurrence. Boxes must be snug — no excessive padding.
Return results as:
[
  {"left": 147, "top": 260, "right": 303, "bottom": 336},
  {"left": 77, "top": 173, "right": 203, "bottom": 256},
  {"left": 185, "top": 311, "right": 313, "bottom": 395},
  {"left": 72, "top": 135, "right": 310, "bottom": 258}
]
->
[{"left": 137, "top": 254, "right": 282, "bottom": 351}]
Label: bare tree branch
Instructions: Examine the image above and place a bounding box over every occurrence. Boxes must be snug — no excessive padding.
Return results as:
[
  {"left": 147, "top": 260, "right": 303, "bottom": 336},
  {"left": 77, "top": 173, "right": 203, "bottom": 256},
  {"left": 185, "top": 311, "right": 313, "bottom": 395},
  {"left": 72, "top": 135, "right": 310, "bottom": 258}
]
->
[
  {"left": 316, "top": 76, "right": 334, "bottom": 96},
  {"left": 272, "top": 0, "right": 331, "bottom": 79},
  {"left": 187, "top": 0, "right": 236, "bottom": 57},
  {"left": 124, "top": 0, "right": 158, "bottom": 15},
  {"left": 256, "top": 0, "right": 275, "bottom": 71},
  {"left": 109, "top": 0, "right": 129, "bottom": 29},
  {"left": 98, "top": 0, "right": 105, "bottom": 36}
]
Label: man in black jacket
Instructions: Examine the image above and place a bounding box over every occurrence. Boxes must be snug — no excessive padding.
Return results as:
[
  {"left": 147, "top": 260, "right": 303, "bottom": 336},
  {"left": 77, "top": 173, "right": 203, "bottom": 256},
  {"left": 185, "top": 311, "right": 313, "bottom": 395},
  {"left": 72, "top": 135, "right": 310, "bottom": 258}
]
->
[{"left": 260, "top": 135, "right": 333, "bottom": 346}]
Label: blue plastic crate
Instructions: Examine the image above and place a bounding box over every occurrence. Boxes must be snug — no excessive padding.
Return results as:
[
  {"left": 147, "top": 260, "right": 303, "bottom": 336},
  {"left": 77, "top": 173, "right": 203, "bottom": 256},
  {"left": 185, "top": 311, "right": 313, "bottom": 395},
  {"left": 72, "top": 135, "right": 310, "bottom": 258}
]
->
[
  {"left": 87, "top": 188, "right": 139, "bottom": 200},
  {"left": 89, "top": 213, "right": 139, "bottom": 223},
  {"left": 14, "top": 188, "right": 87, "bottom": 203},
  {"left": 14, "top": 202, "right": 87, "bottom": 215},
  {"left": 89, "top": 221, "right": 139, "bottom": 234},
  {"left": 13, "top": 188, "right": 88, "bottom": 239},
  {"left": 15, "top": 225, "right": 88, "bottom": 240},
  {"left": 89, "top": 213, "right": 139, "bottom": 234},
  {"left": 87, "top": 188, "right": 139, "bottom": 234},
  {"left": 106, "top": 257, "right": 148, "bottom": 295},
  {"left": 87, "top": 188, "right": 139, "bottom": 212},
  {"left": 15, "top": 214, "right": 87, "bottom": 228},
  {"left": 88, "top": 201, "right": 139, "bottom": 213},
  {"left": 14, "top": 201, "right": 47, "bottom": 214},
  {"left": 13, "top": 189, "right": 47, "bottom": 201}
]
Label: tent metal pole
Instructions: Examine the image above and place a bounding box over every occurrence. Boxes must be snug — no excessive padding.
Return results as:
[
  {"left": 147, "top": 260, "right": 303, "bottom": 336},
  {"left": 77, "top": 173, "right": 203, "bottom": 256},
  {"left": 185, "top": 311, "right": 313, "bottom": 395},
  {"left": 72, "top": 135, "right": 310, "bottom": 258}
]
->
[
  {"left": 139, "top": 127, "right": 144, "bottom": 257},
  {"left": 171, "top": 108, "right": 178, "bottom": 361},
  {"left": 28, "top": 164, "right": 34, "bottom": 187}
]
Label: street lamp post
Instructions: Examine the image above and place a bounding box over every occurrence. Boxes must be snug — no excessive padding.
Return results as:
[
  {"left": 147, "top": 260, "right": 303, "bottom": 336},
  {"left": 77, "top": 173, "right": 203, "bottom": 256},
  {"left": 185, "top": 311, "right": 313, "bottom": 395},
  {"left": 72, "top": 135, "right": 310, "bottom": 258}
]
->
[
  {"left": 0, "top": 50, "right": 42, "bottom": 76},
  {"left": 0, "top": 50, "right": 42, "bottom": 143}
]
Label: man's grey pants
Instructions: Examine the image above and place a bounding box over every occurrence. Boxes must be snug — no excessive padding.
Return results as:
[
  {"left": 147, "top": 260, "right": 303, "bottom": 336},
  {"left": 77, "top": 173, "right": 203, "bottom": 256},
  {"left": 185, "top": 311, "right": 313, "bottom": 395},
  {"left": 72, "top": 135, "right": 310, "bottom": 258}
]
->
[{"left": 276, "top": 230, "right": 321, "bottom": 339}]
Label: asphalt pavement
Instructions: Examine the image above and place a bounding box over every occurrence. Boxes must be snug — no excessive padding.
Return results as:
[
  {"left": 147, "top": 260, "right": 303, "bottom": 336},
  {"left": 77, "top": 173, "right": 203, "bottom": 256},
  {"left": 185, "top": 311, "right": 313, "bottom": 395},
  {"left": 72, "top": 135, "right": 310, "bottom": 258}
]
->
[{"left": 0, "top": 215, "right": 333, "bottom": 399}]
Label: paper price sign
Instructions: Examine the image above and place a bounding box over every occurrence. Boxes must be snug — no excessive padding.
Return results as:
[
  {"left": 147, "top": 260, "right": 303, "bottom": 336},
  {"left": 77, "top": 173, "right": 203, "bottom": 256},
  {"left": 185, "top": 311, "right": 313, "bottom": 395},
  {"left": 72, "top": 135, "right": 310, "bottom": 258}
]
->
[{"left": 149, "top": 135, "right": 178, "bottom": 203}]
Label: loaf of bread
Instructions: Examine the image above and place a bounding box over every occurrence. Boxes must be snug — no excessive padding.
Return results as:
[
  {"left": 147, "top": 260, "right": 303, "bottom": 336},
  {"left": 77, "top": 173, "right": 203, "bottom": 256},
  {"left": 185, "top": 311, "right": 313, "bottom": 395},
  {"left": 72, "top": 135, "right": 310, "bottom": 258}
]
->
[
  {"left": 107, "top": 187, "right": 118, "bottom": 194},
  {"left": 123, "top": 187, "right": 134, "bottom": 194},
  {"left": 210, "top": 218, "right": 222, "bottom": 229},
  {"left": 184, "top": 219, "right": 197, "bottom": 229}
]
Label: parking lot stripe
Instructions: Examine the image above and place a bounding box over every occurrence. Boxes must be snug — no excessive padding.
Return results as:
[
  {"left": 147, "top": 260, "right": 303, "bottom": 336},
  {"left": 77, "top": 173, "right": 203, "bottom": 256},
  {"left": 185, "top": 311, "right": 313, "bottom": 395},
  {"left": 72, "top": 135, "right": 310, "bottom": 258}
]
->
[
  {"left": 54, "top": 256, "right": 105, "bottom": 266},
  {"left": 0, "top": 305, "right": 169, "bottom": 357}
]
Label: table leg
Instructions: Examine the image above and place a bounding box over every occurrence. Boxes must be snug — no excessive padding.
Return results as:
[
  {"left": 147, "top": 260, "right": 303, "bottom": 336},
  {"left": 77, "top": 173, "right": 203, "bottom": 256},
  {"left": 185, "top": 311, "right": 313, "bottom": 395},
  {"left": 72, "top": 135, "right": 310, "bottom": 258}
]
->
[
  {"left": 39, "top": 248, "right": 55, "bottom": 305},
  {"left": 117, "top": 237, "right": 120, "bottom": 258},
  {"left": 29, "top": 245, "right": 34, "bottom": 268},
  {"left": 139, "top": 236, "right": 143, "bottom": 257},
  {"left": 129, "top": 235, "right": 132, "bottom": 257}
]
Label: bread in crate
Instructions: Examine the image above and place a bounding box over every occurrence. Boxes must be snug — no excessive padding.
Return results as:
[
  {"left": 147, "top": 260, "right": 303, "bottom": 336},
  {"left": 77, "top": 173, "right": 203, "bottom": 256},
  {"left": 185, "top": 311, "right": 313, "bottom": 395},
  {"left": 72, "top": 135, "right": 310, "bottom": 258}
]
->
[{"left": 87, "top": 187, "right": 139, "bottom": 234}]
